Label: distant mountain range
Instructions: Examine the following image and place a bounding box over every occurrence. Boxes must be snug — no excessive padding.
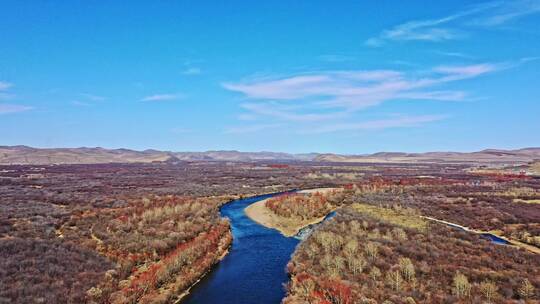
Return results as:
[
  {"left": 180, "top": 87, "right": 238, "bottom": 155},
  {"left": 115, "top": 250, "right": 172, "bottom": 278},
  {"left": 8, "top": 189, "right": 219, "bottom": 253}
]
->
[
  {"left": 314, "top": 148, "right": 540, "bottom": 164},
  {"left": 0, "top": 145, "right": 317, "bottom": 165},
  {"left": 0, "top": 145, "right": 539, "bottom": 165}
]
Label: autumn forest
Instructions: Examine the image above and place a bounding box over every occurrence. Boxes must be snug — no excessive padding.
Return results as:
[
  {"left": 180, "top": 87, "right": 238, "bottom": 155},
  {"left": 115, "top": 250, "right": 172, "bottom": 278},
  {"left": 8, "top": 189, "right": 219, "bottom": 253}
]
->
[{"left": 1, "top": 159, "right": 539, "bottom": 303}]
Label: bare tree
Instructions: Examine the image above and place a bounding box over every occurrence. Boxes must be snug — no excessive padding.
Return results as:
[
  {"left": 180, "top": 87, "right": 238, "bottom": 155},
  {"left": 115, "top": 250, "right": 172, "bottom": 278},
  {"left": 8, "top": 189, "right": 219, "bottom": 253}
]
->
[
  {"left": 453, "top": 272, "right": 471, "bottom": 298},
  {"left": 479, "top": 280, "right": 499, "bottom": 303},
  {"left": 518, "top": 278, "right": 536, "bottom": 300},
  {"left": 386, "top": 270, "right": 403, "bottom": 291}
]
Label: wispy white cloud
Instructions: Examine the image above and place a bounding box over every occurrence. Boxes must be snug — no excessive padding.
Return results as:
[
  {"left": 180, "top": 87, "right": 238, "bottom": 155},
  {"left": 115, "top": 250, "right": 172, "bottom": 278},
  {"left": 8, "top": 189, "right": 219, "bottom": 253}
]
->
[
  {"left": 365, "top": 4, "right": 484, "bottom": 46},
  {"left": 366, "top": 1, "right": 540, "bottom": 46},
  {"left": 468, "top": 0, "right": 540, "bottom": 26},
  {"left": 80, "top": 93, "right": 106, "bottom": 101},
  {"left": 71, "top": 100, "right": 92, "bottom": 107},
  {"left": 318, "top": 54, "right": 356, "bottom": 62},
  {"left": 366, "top": 27, "right": 459, "bottom": 47},
  {"left": 0, "top": 81, "right": 13, "bottom": 91},
  {"left": 224, "top": 75, "right": 331, "bottom": 100},
  {"left": 519, "top": 57, "right": 540, "bottom": 63},
  {"left": 222, "top": 62, "right": 508, "bottom": 134},
  {"left": 224, "top": 123, "right": 283, "bottom": 134},
  {"left": 241, "top": 102, "right": 347, "bottom": 122},
  {"left": 224, "top": 64, "right": 499, "bottom": 111},
  {"left": 180, "top": 58, "right": 204, "bottom": 76},
  {"left": 302, "top": 114, "right": 447, "bottom": 134},
  {"left": 0, "top": 82, "right": 33, "bottom": 114},
  {"left": 0, "top": 104, "right": 33, "bottom": 114},
  {"left": 388, "top": 60, "right": 418, "bottom": 67},
  {"left": 397, "top": 91, "right": 468, "bottom": 102},
  {"left": 141, "top": 93, "right": 183, "bottom": 102},
  {"left": 182, "top": 67, "right": 202, "bottom": 75},
  {"left": 432, "top": 50, "right": 475, "bottom": 59},
  {"left": 433, "top": 63, "right": 500, "bottom": 81}
]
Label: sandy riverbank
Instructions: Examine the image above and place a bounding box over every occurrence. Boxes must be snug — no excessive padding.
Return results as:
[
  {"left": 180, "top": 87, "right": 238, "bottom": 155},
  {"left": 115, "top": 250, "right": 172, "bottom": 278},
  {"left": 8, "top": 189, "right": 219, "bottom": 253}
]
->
[{"left": 244, "top": 188, "right": 339, "bottom": 237}]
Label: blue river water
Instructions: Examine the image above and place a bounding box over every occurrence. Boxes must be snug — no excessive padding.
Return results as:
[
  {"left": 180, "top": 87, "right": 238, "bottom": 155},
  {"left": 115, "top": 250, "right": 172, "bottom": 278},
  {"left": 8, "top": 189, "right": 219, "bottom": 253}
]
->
[
  {"left": 181, "top": 192, "right": 512, "bottom": 303},
  {"left": 181, "top": 192, "right": 300, "bottom": 304},
  {"left": 480, "top": 233, "right": 511, "bottom": 245}
]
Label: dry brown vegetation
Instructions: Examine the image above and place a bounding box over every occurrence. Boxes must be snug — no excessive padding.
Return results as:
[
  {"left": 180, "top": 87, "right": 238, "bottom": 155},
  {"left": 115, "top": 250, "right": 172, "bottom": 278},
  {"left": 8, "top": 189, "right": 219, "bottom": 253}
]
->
[
  {"left": 530, "top": 162, "right": 540, "bottom": 175},
  {"left": 0, "top": 161, "right": 343, "bottom": 303},
  {"left": 2, "top": 160, "right": 540, "bottom": 303},
  {"left": 60, "top": 195, "right": 232, "bottom": 304},
  {"left": 285, "top": 204, "right": 540, "bottom": 303},
  {"left": 265, "top": 190, "right": 346, "bottom": 221},
  {"left": 341, "top": 179, "right": 540, "bottom": 251},
  {"left": 0, "top": 238, "right": 113, "bottom": 303}
]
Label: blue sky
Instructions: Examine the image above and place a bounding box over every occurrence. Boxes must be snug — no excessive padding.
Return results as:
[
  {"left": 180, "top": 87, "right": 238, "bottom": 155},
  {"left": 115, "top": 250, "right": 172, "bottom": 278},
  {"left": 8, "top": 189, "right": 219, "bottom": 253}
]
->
[{"left": 1, "top": 1, "right": 539, "bottom": 153}]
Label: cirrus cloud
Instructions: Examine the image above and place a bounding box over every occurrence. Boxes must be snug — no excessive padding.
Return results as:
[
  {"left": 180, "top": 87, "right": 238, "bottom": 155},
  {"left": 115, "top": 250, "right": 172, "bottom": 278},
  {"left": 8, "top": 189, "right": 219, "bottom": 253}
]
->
[
  {"left": 221, "top": 62, "right": 506, "bottom": 134},
  {"left": 366, "top": 1, "right": 540, "bottom": 47},
  {"left": 301, "top": 114, "right": 448, "bottom": 134},
  {"left": 224, "top": 123, "right": 283, "bottom": 134},
  {"left": 0, "top": 104, "right": 33, "bottom": 114},
  {"left": 182, "top": 67, "right": 202, "bottom": 75},
  {"left": 0, "top": 81, "right": 13, "bottom": 91},
  {"left": 140, "top": 93, "right": 183, "bottom": 102},
  {"left": 223, "top": 63, "right": 499, "bottom": 111},
  {"left": 0, "top": 81, "right": 33, "bottom": 114}
]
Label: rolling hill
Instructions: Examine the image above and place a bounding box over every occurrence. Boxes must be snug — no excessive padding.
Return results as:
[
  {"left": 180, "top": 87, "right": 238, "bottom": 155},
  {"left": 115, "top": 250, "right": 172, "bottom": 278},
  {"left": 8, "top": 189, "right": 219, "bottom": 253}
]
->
[{"left": 0, "top": 145, "right": 538, "bottom": 165}]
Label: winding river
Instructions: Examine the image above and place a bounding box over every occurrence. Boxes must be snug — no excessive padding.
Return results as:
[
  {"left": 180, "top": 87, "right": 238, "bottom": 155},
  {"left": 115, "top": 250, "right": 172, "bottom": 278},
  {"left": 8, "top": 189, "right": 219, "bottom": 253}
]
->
[
  {"left": 181, "top": 192, "right": 300, "bottom": 304},
  {"left": 181, "top": 192, "right": 516, "bottom": 303}
]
